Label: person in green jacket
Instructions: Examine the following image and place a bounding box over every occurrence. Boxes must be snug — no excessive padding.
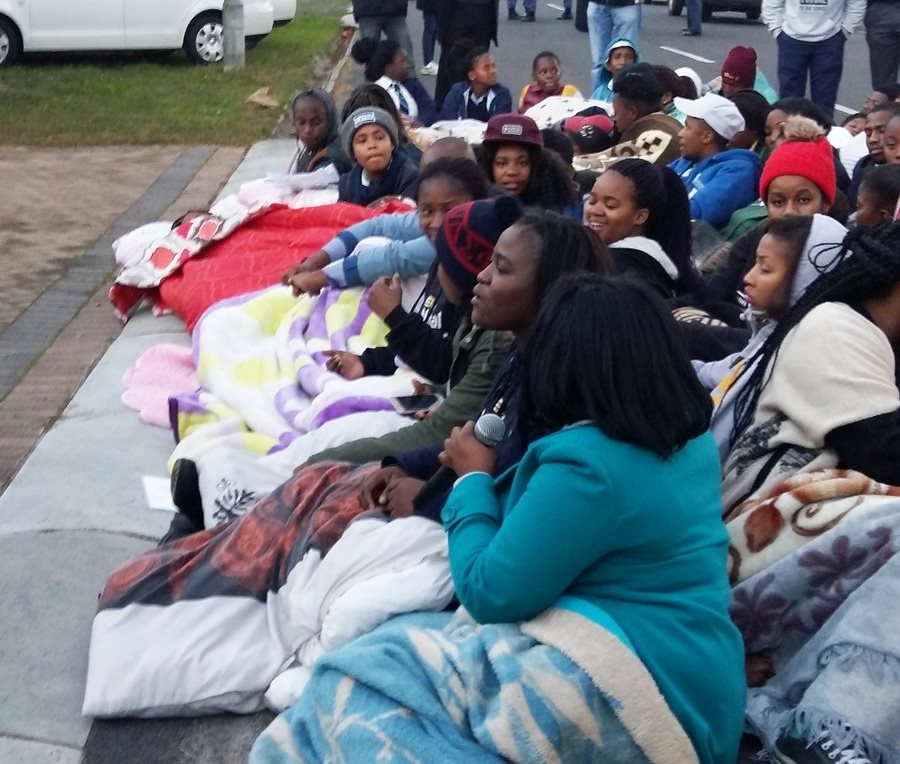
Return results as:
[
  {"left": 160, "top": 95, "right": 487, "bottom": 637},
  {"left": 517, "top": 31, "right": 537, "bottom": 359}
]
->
[{"left": 438, "top": 274, "right": 746, "bottom": 764}]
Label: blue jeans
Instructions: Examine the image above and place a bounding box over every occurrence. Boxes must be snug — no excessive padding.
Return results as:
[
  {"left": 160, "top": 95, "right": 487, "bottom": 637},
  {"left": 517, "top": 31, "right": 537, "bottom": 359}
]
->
[
  {"left": 777, "top": 30, "right": 845, "bottom": 120},
  {"left": 507, "top": 0, "right": 537, "bottom": 12},
  {"left": 685, "top": 0, "right": 702, "bottom": 33},
  {"left": 587, "top": 1, "right": 641, "bottom": 91},
  {"left": 358, "top": 15, "right": 415, "bottom": 68},
  {"left": 421, "top": 11, "right": 438, "bottom": 63}
]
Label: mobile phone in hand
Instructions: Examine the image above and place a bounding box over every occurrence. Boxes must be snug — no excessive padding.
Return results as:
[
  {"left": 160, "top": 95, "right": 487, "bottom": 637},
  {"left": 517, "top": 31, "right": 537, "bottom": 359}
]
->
[{"left": 390, "top": 394, "right": 442, "bottom": 415}]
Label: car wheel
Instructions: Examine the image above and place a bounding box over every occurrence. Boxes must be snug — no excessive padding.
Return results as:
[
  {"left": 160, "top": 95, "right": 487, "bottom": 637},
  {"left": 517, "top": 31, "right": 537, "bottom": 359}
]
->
[
  {"left": 701, "top": 5, "right": 712, "bottom": 20},
  {"left": 0, "top": 17, "right": 22, "bottom": 67},
  {"left": 184, "top": 12, "right": 224, "bottom": 64},
  {"left": 668, "top": 0, "right": 684, "bottom": 15},
  {"left": 746, "top": 8, "right": 761, "bottom": 19}
]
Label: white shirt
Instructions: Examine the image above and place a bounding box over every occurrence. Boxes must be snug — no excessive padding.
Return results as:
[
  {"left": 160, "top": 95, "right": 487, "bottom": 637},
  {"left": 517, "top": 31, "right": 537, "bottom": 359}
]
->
[{"left": 376, "top": 76, "right": 418, "bottom": 120}]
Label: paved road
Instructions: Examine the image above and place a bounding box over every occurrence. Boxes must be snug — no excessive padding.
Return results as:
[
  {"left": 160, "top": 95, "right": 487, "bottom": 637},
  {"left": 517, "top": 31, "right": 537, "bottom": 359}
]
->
[{"left": 407, "top": 1, "right": 872, "bottom": 118}]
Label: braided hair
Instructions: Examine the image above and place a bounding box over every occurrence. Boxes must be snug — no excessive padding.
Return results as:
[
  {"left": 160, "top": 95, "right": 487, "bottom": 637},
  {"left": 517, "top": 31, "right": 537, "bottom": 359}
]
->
[
  {"left": 731, "top": 220, "right": 900, "bottom": 444},
  {"left": 609, "top": 158, "right": 706, "bottom": 296}
]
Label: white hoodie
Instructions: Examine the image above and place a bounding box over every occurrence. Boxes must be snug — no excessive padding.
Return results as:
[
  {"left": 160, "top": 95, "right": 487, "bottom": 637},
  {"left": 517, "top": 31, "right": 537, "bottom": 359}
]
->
[
  {"left": 694, "top": 214, "right": 850, "bottom": 462},
  {"left": 761, "top": 0, "right": 866, "bottom": 41}
]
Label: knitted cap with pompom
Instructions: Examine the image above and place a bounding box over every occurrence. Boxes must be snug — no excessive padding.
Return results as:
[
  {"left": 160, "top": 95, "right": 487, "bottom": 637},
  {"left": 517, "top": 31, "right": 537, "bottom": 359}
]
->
[{"left": 759, "top": 116, "right": 836, "bottom": 205}]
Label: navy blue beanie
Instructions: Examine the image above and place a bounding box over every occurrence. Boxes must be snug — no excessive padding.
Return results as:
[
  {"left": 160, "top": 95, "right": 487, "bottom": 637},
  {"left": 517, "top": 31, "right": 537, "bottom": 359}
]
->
[{"left": 434, "top": 195, "right": 525, "bottom": 293}]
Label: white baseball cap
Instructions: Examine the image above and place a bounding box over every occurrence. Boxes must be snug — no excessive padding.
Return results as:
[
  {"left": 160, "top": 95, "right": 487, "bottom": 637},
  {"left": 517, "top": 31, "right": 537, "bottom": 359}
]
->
[{"left": 674, "top": 92, "right": 746, "bottom": 141}]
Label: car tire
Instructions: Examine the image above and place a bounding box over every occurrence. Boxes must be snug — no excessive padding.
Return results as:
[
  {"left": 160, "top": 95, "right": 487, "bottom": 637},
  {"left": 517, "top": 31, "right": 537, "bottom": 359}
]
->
[
  {"left": 0, "top": 16, "right": 22, "bottom": 67},
  {"left": 745, "top": 8, "right": 761, "bottom": 19},
  {"left": 184, "top": 12, "right": 224, "bottom": 64},
  {"left": 668, "top": 0, "right": 684, "bottom": 15},
  {"left": 701, "top": 5, "right": 712, "bottom": 20}
]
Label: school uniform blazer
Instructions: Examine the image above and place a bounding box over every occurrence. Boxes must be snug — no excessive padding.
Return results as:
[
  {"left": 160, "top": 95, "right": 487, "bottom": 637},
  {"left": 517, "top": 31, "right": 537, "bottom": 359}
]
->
[{"left": 438, "top": 83, "right": 514, "bottom": 121}]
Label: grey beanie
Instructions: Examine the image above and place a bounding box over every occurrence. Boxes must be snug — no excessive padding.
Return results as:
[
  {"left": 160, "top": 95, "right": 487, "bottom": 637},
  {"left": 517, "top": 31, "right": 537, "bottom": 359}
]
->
[{"left": 340, "top": 107, "right": 399, "bottom": 157}]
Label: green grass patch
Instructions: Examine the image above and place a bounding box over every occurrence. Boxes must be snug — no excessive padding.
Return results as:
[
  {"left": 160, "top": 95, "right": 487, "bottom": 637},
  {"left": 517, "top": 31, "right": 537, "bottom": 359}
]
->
[{"left": 0, "top": 14, "right": 341, "bottom": 146}]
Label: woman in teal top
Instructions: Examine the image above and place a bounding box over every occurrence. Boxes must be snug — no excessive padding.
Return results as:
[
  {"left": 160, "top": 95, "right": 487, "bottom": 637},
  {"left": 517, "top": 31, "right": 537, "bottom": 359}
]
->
[{"left": 440, "top": 275, "right": 746, "bottom": 764}]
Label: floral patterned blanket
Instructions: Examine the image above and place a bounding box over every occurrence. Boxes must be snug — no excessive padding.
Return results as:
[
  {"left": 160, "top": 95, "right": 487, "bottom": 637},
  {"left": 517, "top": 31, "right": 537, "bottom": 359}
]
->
[
  {"left": 729, "top": 473, "right": 900, "bottom": 760},
  {"left": 726, "top": 469, "right": 900, "bottom": 584}
]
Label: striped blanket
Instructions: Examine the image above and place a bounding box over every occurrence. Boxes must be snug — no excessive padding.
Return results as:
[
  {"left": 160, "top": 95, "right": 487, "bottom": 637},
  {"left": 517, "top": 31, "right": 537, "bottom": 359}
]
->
[
  {"left": 169, "top": 281, "right": 418, "bottom": 463},
  {"left": 251, "top": 603, "right": 699, "bottom": 764}
]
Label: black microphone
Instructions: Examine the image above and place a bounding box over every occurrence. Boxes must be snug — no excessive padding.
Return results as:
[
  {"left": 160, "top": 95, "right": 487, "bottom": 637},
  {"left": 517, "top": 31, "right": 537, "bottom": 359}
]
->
[{"left": 414, "top": 413, "right": 507, "bottom": 518}]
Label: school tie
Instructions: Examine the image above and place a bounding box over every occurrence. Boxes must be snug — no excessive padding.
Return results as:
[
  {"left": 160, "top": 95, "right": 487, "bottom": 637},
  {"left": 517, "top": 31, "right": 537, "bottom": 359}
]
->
[{"left": 392, "top": 83, "right": 410, "bottom": 116}]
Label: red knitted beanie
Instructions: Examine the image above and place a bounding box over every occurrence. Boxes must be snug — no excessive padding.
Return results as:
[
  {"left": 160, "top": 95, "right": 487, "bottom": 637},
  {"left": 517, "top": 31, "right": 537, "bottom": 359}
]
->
[{"left": 759, "top": 129, "right": 836, "bottom": 205}]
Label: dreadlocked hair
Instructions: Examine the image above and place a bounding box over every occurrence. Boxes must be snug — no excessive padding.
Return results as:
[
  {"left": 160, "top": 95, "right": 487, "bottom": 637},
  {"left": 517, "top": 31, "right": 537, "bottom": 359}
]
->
[
  {"left": 730, "top": 220, "right": 900, "bottom": 446},
  {"left": 515, "top": 209, "right": 614, "bottom": 305}
]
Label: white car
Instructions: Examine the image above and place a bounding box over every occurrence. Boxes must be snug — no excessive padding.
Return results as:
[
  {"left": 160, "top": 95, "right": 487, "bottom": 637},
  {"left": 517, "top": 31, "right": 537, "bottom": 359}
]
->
[{"left": 0, "top": 0, "right": 296, "bottom": 67}]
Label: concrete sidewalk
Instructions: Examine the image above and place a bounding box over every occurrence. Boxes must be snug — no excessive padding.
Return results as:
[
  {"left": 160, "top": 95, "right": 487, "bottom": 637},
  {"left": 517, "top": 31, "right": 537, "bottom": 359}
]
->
[{"left": 0, "top": 140, "right": 296, "bottom": 764}]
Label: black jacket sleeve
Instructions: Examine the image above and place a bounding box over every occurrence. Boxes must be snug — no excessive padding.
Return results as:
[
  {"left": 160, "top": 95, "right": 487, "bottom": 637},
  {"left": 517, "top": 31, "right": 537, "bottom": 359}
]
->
[
  {"left": 677, "top": 322, "right": 751, "bottom": 362},
  {"left": 825, "top": 408, "right": 900, "bottom": 486},
  {"left": 359, "top": 304, "right": 455, "bottom": 381},
  {"left": 386, "top": 441, "right": 444, "bottom": 480}
]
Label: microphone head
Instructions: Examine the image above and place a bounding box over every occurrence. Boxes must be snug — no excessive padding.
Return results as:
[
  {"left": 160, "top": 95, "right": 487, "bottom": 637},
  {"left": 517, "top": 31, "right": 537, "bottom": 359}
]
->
[{"left": 473, "top": 413, "right": 506, "bottom": 447}]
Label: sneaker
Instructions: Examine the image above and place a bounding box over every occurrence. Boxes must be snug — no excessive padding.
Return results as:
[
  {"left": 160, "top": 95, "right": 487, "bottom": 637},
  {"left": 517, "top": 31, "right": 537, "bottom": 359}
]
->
[
  {"left": 774, "top": 728, "right": 871, "bottom": 764},
  {"left": 419, "top": 60, "right": 439, "bottom": 76},
  {"left": 170, "top": 458, "right": 204, "bottom": 529},
  {"left": 507, "top": 9, "right": 521, "bottom": 19},
  {"left": 522, "top": 11, "right": 536, "bottom": 21},
  {"left": 557, "top": 9, "right": 573, "bottom": 18}
]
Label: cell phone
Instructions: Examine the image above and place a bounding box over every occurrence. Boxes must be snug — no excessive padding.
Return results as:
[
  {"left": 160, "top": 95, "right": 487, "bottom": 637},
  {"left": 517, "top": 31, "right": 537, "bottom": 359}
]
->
[{"left": 390, "top": 394, "right": 442, "bottom": 415}]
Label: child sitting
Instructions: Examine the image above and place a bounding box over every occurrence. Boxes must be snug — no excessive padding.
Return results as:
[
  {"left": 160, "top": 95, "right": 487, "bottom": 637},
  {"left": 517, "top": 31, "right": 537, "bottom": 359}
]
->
[
  {"left": 351, "top": 37, "right": 439, "bottom": 127},
  {"left": 694, "top": 213, "right": 848, "bottom": 459},
  {"left": 855, "top": 164, "right": 900, "bottom": 227},
  {"left": 589, "top": 38, "right": 637, "bottom": 103},
  {"left": 288, "top": 89, "right": 351, "bottom": 174},
  {"left": 439, "top": 47, "right": 513, "bottom": 122},
  {"left": 518, "top": 51, "right": 582, "bottom": 113},
  {"left": 337, "top": 107, "right": 420, "bottom": 206}
]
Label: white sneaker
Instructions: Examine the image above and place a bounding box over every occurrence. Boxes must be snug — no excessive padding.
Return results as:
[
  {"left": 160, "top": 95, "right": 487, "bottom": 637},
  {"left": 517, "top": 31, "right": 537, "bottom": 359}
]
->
[{"left": 419, "top": 61, "right": 439, "bottom": 76}]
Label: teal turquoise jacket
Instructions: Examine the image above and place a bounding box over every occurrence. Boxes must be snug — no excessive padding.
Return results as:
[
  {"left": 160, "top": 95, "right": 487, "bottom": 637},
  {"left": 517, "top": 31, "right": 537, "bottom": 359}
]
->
[
  {"left": 589, "top": 37, "right": 639, "bottom": 102},
  {"left": 442, "top": 424, "right": 746, "bottom": 764}
]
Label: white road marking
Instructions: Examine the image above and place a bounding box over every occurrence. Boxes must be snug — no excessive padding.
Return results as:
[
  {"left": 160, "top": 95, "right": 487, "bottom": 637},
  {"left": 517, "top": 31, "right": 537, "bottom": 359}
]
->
[
  {"left": 834, "top": 104, "right": 855, "bottom": 115},
  {"left": 547, "top": 2, "right": 565, "bottom": 9},
  {"left": 659, "top": 45, "right": 715, "bottom": 63}
]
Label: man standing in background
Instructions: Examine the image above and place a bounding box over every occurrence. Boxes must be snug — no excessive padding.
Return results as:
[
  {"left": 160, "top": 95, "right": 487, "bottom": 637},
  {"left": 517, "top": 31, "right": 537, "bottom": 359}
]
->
[
  {"left": 352, "top": 0, "right": 415, "bottom": 69},
  {"left": 762, "top": 0, "right": 865, "bottom": 118},
  {"left": 865, "top": 0, "right": 900, "bottom": 90}
]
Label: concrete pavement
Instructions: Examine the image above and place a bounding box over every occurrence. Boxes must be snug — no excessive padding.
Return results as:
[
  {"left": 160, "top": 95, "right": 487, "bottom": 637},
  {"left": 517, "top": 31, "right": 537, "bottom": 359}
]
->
[{"left": 0, "top": 137, "right": 301, "bottom": 764}]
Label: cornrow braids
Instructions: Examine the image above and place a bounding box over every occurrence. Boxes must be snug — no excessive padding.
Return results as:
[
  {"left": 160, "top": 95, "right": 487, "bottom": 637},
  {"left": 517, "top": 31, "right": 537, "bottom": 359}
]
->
[{"left": 731, "top": 220, "right": 900, "bottom": 444}]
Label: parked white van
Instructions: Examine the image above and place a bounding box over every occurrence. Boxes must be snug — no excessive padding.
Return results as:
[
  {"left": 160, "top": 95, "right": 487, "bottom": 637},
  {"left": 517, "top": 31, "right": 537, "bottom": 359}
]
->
[{"left": 0, "top": 0, "right": 297, "bottom": 66}]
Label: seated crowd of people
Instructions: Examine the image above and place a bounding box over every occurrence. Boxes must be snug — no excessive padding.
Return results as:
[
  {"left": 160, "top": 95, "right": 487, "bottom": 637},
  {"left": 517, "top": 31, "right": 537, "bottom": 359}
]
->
[{"left": 89, "top": 34, "right": 900, "bottom": 764}]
